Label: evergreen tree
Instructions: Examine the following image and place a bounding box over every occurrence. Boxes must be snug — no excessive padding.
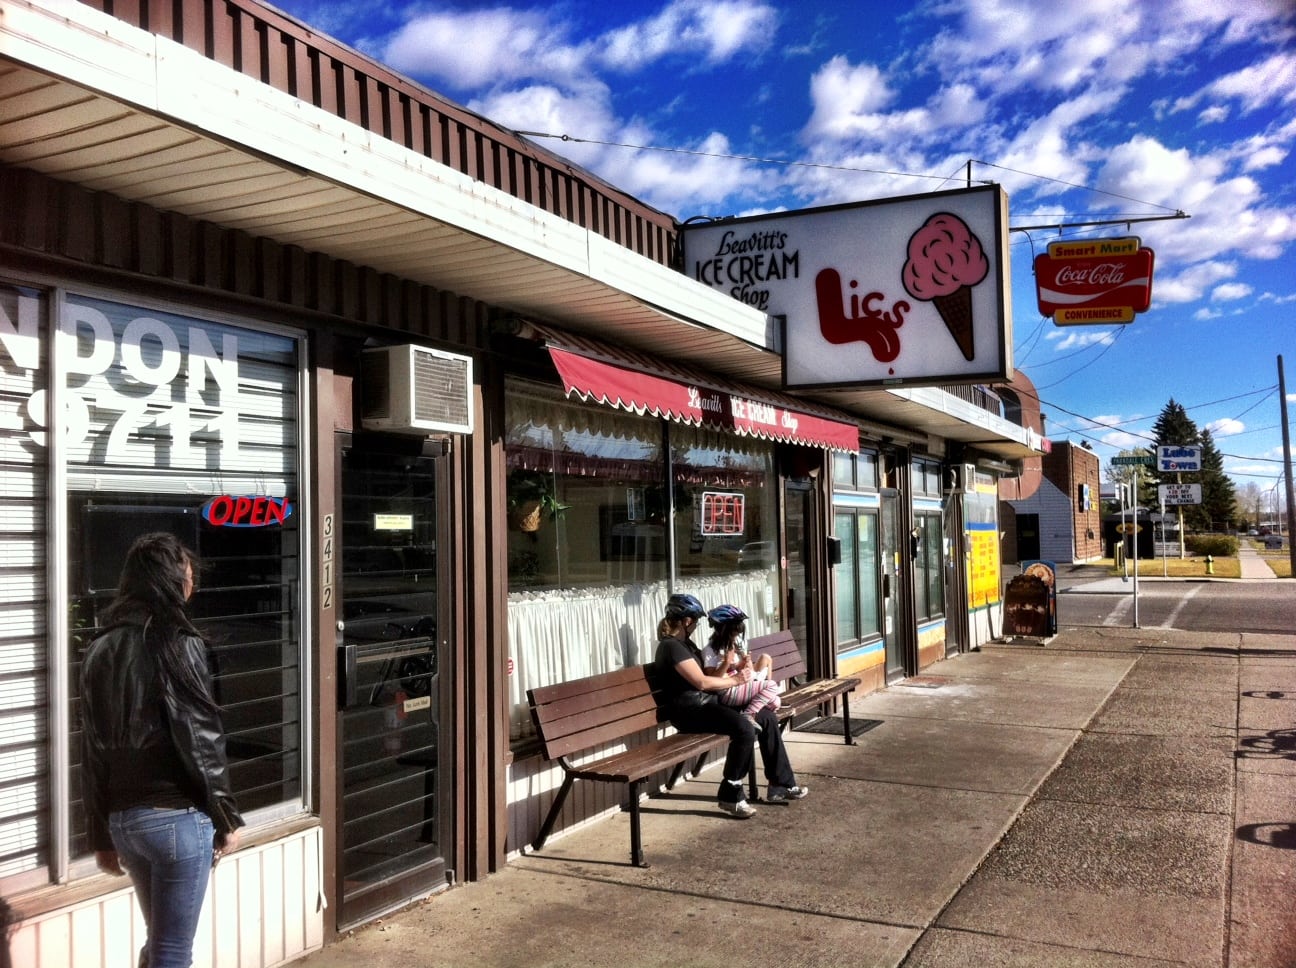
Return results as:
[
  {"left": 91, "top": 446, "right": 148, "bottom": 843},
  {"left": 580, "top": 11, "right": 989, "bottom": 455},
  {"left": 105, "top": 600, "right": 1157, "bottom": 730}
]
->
[
  {"left": 1152, "top": 398, "right": 1200, "bottom": 539},
  {"left": 1152, "top": 399, "right": 1199, "bottom": 452},
  {"left": 1194, "top": 428, "right": 1236, "bottom": 531}
]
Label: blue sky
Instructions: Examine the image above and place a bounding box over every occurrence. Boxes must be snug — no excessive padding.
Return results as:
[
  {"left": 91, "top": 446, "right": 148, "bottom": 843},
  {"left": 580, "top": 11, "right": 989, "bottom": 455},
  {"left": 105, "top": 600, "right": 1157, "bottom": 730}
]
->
[{"left": 269, "top": 0, "right": 1296, "bottom": 507}]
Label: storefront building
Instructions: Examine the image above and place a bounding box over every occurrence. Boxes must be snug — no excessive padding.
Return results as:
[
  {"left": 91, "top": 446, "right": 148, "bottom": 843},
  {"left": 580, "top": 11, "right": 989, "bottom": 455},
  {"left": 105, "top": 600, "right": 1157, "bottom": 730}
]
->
[{"left": 0, "top": 2, "right": 1041, "bottom": 965}]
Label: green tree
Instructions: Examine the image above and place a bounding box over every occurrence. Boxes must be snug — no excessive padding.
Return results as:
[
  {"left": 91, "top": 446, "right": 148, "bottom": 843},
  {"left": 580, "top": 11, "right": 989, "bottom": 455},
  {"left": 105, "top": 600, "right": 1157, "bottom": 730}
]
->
[
  {"left": 1152, "top": 399, "right": 1198, "bottom": 453},
  {"left": 1193, "top": 428, "right": 1236, "bottom": 531}
]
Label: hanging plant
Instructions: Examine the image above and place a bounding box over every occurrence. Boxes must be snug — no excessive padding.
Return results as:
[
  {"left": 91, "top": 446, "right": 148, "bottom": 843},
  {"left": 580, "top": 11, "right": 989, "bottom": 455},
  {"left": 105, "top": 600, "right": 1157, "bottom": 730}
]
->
[{"left": 506, "top": 469, "right": 570, "bottom": 532}]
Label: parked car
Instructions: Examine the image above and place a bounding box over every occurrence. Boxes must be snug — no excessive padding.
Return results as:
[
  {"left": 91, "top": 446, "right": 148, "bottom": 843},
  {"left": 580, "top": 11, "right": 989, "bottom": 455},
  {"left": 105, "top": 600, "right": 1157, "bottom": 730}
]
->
[
  {"left": 737, "top": 540, "right": 775, "bottom": 569},
  {"left": 1262, "top": 534, "right": 1284, "bottom": 550}
]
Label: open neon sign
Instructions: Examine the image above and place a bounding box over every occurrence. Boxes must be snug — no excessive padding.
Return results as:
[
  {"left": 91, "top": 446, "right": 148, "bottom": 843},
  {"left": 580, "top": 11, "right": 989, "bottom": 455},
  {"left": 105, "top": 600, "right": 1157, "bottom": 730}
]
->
[{"left": 202, "top": 495, "right": 295, "bottom": 528}]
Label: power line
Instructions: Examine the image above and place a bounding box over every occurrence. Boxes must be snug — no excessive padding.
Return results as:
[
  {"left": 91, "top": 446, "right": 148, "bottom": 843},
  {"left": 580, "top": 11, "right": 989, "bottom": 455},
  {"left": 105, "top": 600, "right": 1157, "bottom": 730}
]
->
[
  {"left": 511, "top": 134, "right": 1183, "bottom": 222},
  {"left": 513, "top": 131, "right": 977, "bottom": 183}
]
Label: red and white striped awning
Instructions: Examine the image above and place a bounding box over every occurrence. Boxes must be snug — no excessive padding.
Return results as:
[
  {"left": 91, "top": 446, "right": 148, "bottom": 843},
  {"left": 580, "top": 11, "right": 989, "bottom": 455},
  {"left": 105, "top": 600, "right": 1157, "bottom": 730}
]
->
[{"left": 537, "top": 330, "right": 860, "bottom": 452}]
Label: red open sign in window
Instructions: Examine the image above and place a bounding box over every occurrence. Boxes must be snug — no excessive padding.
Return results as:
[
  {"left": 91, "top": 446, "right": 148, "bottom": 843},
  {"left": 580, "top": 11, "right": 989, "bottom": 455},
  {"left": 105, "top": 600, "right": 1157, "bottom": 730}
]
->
[
  {"left": 700, "top": 491, "right": 745, "bottom": 536},
  {"left": 202, "top": 495, "right": 295, "bottom": 528}
]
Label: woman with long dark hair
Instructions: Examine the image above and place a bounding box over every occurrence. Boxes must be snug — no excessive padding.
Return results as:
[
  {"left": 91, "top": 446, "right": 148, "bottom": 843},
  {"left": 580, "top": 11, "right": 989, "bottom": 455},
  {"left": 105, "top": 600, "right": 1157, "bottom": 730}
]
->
[
  {"left": 81, "top": 532, "right": 243, "bottom": 968},
  {"left": 653, "top": 593, "right": 807, "bottom": 819}
]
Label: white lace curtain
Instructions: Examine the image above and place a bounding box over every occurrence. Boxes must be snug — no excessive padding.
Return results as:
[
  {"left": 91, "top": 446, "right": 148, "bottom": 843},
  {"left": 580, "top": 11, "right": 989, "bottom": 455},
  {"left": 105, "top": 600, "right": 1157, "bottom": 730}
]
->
[{"left": 508, "top": 570, "right": 777, "bottom": 741}]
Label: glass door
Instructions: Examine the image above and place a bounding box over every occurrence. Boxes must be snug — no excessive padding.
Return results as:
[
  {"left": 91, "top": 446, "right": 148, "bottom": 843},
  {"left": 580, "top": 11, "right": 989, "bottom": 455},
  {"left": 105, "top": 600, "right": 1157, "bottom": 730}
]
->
[
  {"left": 783, "top": 480, "right": 812, "bottom": 664},
  {"left": 880, "top": 490, "right": 905, "bottom": 682},
  {"left": 337, "top": 444, "right": 448, "bottom": 929}
]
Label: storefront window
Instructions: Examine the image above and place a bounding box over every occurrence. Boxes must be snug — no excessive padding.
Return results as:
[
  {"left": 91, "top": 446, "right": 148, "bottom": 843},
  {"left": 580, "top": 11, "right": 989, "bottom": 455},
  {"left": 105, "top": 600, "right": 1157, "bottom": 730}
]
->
[
  {"left": 833, "top": 508, "right": 881, "bottom": 647},
  {"left": 671, "top": 425, "right": 778, "bottom": 620},
  {"left": 503, "top": 381, "right": 780, "bottom": 744},
  {"left": 914, "top": 511, "right": 946, "bottom": 621},
  {"left": 505, "top": 382, "right": 666, "bottom": 591},
  {"left": 965, "top": 468, "right": 1002, "bottom": 608},
  {"left": 0, "top": 284, "right": 306, "bottom": 887},
  {"left": 831, "top": 448, "right": 879, "bottom": 491}
]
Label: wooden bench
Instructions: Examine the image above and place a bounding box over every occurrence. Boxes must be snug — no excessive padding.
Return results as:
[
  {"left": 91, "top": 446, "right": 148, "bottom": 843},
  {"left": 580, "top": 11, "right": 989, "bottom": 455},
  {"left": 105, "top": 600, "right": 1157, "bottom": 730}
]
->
[
  {"left": 527, "top": 663, "right": 757, "bottom": 868},
  {"left": 748, "top": 630, "right": 862, "bottom": 745}
]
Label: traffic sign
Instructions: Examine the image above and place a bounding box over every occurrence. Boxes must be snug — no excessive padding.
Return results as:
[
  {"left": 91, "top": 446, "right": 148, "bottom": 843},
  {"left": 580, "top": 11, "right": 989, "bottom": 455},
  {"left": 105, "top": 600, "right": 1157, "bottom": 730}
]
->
[{"left": 1112, "top": 455, "right": 1155, "bottom": 466}]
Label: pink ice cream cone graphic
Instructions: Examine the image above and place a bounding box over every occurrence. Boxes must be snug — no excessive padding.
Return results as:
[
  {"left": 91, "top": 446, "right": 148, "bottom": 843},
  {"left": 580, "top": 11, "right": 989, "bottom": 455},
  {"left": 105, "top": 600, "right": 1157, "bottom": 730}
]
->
[{"left": 902, "top": 213, "right": 988, "bottom": 361}]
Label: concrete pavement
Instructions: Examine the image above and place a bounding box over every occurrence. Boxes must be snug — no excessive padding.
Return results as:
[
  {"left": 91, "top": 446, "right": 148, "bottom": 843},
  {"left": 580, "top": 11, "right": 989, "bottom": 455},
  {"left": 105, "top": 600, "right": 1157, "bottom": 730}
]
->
[{"left": 293, "top": 618, "right": 1296, "bottom": 968}]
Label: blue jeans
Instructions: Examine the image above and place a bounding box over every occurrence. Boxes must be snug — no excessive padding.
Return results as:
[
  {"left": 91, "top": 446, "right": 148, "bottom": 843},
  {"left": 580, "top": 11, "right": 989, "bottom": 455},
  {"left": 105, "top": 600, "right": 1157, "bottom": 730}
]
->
[{"left": 110, "top": 806, "right": 214, "bottom": 968}]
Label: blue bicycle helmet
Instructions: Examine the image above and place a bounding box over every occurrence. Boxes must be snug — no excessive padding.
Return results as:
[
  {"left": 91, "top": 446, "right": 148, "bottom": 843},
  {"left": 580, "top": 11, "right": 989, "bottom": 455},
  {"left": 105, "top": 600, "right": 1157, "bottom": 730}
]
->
[
  {"left": 707, "top": 604, "right": 748, "bottom": 627},
  {"left": 665, "top": 592, "right": 705, "bottom": 619}
]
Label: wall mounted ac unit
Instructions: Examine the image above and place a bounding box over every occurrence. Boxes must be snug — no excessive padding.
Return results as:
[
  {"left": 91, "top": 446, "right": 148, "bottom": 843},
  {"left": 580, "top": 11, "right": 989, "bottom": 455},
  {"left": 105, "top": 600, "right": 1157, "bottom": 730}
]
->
[
  {"left": 944, "top": 462, "right": 978, "bottom": 494},
  {"left": 360, "top": 344, "right": 474, "bottom": 435}
]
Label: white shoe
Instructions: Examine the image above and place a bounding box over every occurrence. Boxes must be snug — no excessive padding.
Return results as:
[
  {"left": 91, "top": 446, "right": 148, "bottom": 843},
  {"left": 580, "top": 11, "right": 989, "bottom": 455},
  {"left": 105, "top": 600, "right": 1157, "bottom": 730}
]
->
[{"left": 718, "top": 799, "right": 756, "bottom": 819}]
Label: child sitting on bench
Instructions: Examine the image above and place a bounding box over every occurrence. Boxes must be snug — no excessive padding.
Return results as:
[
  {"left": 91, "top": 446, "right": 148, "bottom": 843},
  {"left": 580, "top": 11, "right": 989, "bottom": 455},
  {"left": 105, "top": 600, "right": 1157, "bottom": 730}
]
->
[{"left": 700, "top": 604, "right": 782, "bottom": 723}]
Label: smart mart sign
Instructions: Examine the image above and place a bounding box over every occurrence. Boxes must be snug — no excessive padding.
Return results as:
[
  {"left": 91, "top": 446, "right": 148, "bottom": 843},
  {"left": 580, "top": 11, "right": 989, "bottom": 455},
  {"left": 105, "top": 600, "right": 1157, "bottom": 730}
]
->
[{"left": 1034, "top": 236, "right": 1155, "bottom": 326}]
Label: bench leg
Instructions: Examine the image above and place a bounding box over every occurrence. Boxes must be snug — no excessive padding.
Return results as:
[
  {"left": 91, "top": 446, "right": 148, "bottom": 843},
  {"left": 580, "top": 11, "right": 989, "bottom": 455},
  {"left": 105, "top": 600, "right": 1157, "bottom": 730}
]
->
[
  {"left": 532, "top": 772, "right": 575, "bottom": 851},
  {"left": 666, "top": 759, "right": 689, "bottom": 789},
  {"left": 628, "top": 779, "right": 649, "bottom": 868},
  {"left": 840, "top": 694, "right": 857, "bottom": 746}
]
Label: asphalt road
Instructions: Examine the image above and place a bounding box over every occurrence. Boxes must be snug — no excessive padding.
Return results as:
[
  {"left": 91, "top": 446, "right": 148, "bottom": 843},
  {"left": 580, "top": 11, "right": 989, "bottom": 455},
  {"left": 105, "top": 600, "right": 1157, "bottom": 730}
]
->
[{"left": 1057, "top": 571, "right": 1296, "bottom": 634}]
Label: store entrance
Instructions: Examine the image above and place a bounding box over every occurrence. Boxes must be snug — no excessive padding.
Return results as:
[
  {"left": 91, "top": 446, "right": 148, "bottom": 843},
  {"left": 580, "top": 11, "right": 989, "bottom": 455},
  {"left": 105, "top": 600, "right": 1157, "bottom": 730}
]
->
[
  {"left": 336, "top": 442, "right": 449, "bottom": 929},
  {"left": 880, "top": 490, "right": 906, "bottom": 682}
]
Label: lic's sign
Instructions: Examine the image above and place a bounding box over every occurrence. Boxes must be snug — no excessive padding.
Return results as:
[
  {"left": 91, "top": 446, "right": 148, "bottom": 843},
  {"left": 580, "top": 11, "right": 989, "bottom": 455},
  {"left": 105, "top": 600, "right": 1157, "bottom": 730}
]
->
[{"left": 1158, "top": 444, "right": 1201, "bottom": 473}]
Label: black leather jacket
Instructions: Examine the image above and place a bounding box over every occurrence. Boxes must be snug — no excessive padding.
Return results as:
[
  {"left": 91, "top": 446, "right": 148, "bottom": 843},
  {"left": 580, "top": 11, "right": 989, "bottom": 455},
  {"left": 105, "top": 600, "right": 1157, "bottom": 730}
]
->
[{"left": 81, "top": 621, "right": 243, "bottom": 852}]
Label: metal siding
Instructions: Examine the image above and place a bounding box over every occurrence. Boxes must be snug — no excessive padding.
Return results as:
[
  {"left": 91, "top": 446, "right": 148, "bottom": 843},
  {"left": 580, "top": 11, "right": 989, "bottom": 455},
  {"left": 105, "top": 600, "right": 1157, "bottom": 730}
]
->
[{"left": 8, "top": 827, "right": 325, "bottom": 968}]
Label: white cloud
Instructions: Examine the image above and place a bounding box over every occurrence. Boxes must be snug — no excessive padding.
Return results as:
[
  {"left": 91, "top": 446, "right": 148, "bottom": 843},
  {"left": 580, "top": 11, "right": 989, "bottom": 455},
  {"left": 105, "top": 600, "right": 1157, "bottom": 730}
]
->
[
  {"left": 1202, "top": 51, "right": 1296, "bottom": 115},
  {"left": 1153, "top": 261, "right": 1237, "bottom": 303},
  {"left": 383, "top": 9, "right": 591, "bottom": 91},
  {"left": 599, "top": 0, "right": 779, "bottom": 71},
  {"left": 1207, "top": 418, "right": 1245, "bottom": 437},
  {"left": 802, "top": 57, "right": 897, "bottom": 140},
  {"left": 1046, "top": 328, "right": 1118, "bottom": 351},
  {"left": 1198, "top": 105, "right": 1229, "bottom": 124},
  {"left": 1193, "top": 307, "right": 1222, "bottom": 320},
  {"left": 1242, "top": 144, "right": 1287, "bottom": 172},
  {"left": 1101, "top": 429, "right": 1146, "bottom": 450},
  {"left": 1211, "top": 282, "right": 1253, "bottom": 301}
]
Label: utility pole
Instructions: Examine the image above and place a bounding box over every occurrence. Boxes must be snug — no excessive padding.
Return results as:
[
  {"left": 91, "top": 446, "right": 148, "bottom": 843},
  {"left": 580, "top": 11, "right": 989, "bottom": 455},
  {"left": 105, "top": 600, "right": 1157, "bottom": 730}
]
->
[{"left": 1279, "top": 355, "right": 1296, "bottom": 574}]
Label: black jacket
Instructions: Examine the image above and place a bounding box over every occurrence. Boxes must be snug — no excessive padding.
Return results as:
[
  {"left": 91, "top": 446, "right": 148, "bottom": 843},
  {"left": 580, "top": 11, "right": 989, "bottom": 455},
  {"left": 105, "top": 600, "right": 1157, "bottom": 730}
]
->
[{"left": 81, "top": 621, "right": 243, "bottom": 852}]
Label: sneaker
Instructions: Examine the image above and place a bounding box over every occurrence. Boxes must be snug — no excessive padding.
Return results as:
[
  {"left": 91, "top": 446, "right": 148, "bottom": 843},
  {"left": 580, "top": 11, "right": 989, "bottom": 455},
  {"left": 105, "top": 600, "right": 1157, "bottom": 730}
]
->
[
  {"left": 766, "top": 785, "right": 809, "bottom": 803},
  {"left": 717, "top": 799, "right": 757, "bottom": 819}
]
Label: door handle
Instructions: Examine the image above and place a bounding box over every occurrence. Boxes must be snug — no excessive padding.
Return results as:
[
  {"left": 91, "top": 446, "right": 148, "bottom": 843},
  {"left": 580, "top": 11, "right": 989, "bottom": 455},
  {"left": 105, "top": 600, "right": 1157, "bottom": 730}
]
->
[
  {"left": 882, "top": 574, "right": 891, "bottom": 599},
  {"left": 339, "top": 644, "right": 357, "bottom": 709}
]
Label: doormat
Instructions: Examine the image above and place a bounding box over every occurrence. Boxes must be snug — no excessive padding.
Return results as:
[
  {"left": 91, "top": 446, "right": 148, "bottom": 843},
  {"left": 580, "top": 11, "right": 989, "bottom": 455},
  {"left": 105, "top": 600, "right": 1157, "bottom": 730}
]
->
[
  {"left": 796, "top": 717, "right": 883, "bottom": 738},
  {"left": 898, "top": 675, "right": 950, "bottom": 688}
]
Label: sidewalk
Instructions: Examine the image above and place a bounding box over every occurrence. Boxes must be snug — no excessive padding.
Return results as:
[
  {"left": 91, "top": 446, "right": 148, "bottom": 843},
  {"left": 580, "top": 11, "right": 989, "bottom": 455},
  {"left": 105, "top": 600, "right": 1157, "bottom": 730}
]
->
[{"left": 294, "top": 623, "right": 1296, "bottom": 968}]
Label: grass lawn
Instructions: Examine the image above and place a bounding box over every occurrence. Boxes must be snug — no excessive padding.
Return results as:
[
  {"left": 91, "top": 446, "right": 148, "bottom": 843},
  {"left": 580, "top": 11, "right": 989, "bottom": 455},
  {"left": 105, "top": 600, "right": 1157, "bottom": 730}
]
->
[
  {"left": 1097, "top": 556, "right": 1242, "bottom": 578},
  {"left": 1259, "top": 555, "right": 1292, "bottom": 578}
]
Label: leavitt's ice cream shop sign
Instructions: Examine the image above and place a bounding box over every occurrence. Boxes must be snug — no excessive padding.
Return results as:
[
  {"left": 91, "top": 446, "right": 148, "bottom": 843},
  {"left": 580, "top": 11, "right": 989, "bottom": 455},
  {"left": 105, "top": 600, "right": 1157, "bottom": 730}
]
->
[{"left": 681, "top": 185, "right": 1011, "bottom": 388}]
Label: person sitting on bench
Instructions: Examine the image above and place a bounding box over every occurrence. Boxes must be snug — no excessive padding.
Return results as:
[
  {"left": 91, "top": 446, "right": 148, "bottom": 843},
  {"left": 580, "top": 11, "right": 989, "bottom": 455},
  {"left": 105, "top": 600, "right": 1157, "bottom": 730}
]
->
[
  {"left": 700, "top": 604, "right": 782, "bottom": 726},
  {"left": 653, "top": 593, "right": 808, "bottom": 819}
]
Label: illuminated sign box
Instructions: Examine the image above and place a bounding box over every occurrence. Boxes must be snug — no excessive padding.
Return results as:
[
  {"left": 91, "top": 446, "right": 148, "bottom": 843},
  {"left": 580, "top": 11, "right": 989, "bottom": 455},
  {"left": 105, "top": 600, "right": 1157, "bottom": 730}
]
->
[
  {"left": 1035, "top": 236, "right": 1155, "bottom": 326},
  {"left": 681, "top": 185, "right": 1012, "bottom": 389}
]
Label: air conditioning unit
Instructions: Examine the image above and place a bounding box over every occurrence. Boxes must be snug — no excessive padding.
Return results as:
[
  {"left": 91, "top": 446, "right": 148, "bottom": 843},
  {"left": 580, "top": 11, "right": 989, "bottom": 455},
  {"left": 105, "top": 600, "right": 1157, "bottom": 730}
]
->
[
  {"left": 944, "top": 462, "right": 978, "bottom": 494},
  {"left": 360, "top": 344, "right": 474, "bottom": 435}
]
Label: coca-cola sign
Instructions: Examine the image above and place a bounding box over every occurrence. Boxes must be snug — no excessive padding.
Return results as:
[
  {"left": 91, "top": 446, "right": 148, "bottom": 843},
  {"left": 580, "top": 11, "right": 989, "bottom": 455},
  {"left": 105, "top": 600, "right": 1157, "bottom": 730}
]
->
[{"left": 1034, "top": 237, "right": 1155, "bottom": 325}]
